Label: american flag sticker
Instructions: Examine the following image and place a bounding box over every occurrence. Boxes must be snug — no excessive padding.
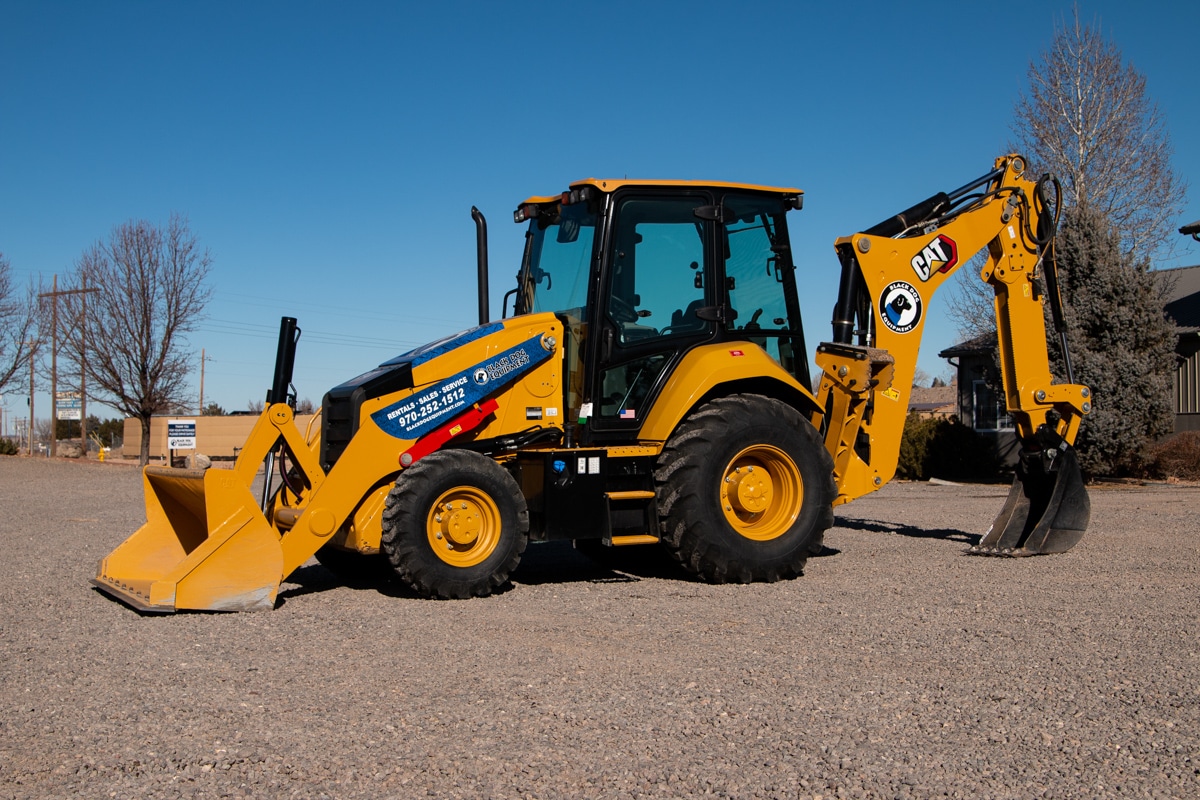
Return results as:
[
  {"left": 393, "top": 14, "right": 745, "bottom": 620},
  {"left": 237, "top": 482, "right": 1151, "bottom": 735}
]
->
[{"left": 620, "top": 409, "right": 636, "bottom": 419}]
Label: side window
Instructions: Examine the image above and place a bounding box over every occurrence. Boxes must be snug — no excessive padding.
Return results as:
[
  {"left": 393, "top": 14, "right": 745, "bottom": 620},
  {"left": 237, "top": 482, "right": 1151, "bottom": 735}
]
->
[
  {"left": 608, "top": 197, "right": 709, "bottom": 345},
  {"left": 972, "top": 380, "right": 1014, "bottom": 431},
  {"left": 723, "top": 196, "right": 799, "bottom": 373},
  {"left": 597, "top": 195, "right": 711, "bottom": 422}
]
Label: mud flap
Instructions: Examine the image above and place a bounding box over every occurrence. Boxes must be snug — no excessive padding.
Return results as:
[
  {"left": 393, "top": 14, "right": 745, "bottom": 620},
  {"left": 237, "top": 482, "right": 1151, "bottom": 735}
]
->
[
  {"left": 93, "top": 467, "right": 284, "bottom": 612},
  {"left": 970, "top": 442, "right": 1090, "bottom": 556}
]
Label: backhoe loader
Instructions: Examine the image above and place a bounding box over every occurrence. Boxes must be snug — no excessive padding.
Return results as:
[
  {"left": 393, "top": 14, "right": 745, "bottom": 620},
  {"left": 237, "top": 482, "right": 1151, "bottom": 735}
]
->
[{"left": 94, "top": 154, "right": 1092, "bottom": 612}]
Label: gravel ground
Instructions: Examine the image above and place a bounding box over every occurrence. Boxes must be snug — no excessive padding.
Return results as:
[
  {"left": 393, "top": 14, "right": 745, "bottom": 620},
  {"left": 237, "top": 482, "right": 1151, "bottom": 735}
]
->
[{"left": 1, "top": 456, "right": 1197, "bottom": 799}]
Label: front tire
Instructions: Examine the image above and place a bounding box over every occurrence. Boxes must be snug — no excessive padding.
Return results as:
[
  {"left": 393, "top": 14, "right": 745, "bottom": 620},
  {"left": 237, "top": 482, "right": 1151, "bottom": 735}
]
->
[
  {"left": 381, "top": 450, "right": 529, "bottom": 599},
  {"left": 655, "top": 394, "right": 835, "bottom": 583}
]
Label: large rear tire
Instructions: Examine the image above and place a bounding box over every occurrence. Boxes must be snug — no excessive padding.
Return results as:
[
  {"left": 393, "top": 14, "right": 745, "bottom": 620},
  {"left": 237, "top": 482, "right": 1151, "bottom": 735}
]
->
[
  {"left": 655, "top": 394, "right": 835, "bottom": 583},
  {"left": 381, "top": 450, "right": 529, "bottom": 599}
]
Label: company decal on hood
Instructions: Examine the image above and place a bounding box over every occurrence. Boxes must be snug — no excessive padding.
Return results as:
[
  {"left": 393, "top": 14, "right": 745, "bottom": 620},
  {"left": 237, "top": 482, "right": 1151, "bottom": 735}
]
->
[{"left": 372, "top": 333, "right": 551, "bottom": 440}]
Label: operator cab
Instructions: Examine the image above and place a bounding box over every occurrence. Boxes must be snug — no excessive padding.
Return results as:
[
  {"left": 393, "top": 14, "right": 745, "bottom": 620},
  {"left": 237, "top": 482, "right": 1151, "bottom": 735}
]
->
[{"left": 510, "top": 179, "right": 809, "bottom": 443}]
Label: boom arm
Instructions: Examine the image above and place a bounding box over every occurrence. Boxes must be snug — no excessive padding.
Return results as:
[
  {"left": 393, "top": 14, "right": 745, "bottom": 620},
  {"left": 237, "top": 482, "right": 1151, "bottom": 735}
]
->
[{"left": 814, "top": 155, "right": 1091, "bottom": 507}]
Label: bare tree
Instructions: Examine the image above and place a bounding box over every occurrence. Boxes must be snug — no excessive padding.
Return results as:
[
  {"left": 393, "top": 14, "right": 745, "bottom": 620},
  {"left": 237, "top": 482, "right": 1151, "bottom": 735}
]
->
[
  {"left": 1011, "top": 7, "right": 1186, "bottom": 258},
  {"left": 55, "top": 215, "right": 212, "bottom": 464},
  {"left": 948, "top": 7, "right": 1186, "bottom": 342},
  {"left": 0, "top": 252, "right": 40, "bottom": 395},
  {"left": 944, "top": 252, "right": 995, "bottom": 341}
]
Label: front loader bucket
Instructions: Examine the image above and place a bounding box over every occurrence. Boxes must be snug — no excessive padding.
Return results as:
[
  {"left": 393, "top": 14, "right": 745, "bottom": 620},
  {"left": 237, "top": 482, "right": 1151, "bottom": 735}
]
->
[
  {"left": 93, "top": 466, "right": 284, "bottom": 612},
  {"left": 970, "top": 445, "right": 1090, "bottom": 557}
]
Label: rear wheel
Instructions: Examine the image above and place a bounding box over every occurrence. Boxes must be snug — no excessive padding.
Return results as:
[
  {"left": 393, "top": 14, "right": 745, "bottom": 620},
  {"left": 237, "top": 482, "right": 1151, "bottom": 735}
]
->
[
  {"left": 655, "top": 394, "right": 835, "bottom": 583},
  {"left": 381, "top": 450, "right": 529, "bottom": 599}
]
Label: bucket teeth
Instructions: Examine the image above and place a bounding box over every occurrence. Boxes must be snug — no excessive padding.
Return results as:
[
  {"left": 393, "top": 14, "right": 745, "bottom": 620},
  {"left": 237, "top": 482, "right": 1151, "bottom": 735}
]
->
[{"left": 971, "top": 438, "right": 1090, "bottom": 557}]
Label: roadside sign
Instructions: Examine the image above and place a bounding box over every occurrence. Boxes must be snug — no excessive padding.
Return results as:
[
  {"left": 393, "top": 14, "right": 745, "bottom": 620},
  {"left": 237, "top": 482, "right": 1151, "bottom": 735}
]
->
[
  {"left": 167, "top": 419, "right": 197, "bottom": 450},
  {"left": 56, "top": 391, "right": 82, "bottom": 421}
]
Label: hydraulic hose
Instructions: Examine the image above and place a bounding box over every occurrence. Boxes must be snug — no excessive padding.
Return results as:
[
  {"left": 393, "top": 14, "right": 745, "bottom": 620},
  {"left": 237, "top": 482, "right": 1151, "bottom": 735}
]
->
[{"left": 1034, "top": 175, "right": 1074, "bottom": 385}]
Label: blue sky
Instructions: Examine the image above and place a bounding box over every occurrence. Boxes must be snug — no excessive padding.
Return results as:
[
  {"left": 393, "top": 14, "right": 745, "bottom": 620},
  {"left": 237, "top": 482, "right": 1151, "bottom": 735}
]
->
[{"left": 2, "top": 0, "right": 1198, "bottom": 426}]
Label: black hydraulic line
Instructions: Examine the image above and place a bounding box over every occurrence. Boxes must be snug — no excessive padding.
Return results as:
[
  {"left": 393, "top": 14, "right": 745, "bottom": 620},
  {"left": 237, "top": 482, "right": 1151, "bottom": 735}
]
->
[
  {"left": 864, "top": 192, "right": 951, "bottom": 238},
  {"left": 831, "top": 244, "right": 862, "bottom": 344},
  {"left": 472, "top": 206, "right": 490, "bottom": 326},
  {"left": 262, "top": 316, "right": 300, "bottom": 512},
  {"left": 946, "top": 166, "right": 1005, "bottom": 203},
  {"left": 268, "top": 316, "right": 300, "bottom": 406},
  {"left": 1033, "top": 175, "right": 1075, "bottom": 386}
]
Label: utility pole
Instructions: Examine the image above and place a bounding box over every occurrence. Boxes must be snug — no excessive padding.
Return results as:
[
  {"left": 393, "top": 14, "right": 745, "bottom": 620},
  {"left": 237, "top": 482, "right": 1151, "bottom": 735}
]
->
[
  {"left": 27, "top": 345, "right": 35, "bottom": 455},
  {"left": 79, "top": 274, "right": 93, "bottom": 450},
  {"left": 199, "top": 348, "right": 213, "bottom": 413},
  {"left": 39, "top": 276, "right": 98, "bottom": 457}
]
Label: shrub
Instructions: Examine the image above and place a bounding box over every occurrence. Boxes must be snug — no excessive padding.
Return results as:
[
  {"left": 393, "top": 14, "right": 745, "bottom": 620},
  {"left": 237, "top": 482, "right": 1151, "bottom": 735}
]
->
[
  {"left": 0, "top": 438, "right": 18, "bottom": 456},
  {"left": 1147, "top": 431, "right": 1200, "bottom": 481},
  {"left": 897, "top": 412, "right": 1001, "bottom": 482}
]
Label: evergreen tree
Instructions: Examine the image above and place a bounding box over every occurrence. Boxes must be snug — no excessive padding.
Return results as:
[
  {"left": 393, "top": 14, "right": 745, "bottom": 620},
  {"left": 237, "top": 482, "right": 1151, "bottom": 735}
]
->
[{"left": 1050, "top": 205, "right": 1176, "bottom": 475}]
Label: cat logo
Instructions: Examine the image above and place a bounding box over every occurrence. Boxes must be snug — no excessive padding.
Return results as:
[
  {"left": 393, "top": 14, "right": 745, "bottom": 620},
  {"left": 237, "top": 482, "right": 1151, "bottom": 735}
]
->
[{"left": 910, "top": 234, "right": 959, "bottom": 281}]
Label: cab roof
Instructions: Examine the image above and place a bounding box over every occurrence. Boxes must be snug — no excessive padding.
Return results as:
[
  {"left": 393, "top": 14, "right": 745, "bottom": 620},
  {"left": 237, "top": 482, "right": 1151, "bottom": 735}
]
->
[{"left": 520, "top": 178, "right": 802, "bottom": 207}]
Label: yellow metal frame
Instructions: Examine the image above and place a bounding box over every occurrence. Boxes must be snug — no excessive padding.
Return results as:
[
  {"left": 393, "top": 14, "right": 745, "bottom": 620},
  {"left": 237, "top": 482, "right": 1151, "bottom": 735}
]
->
[
  {"left": 637, "top": 342, "right": 819, "bottom": 444},
  {"left": 96, "top": 315, "right": 567, "bottom": 612},
  {"left": 813, "top": 155, "right": 1091, "bottom": 505}
]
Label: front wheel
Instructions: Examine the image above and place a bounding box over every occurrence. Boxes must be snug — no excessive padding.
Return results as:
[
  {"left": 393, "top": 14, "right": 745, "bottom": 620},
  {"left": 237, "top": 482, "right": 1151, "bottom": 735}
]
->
[
  {"left": 655, "top": 394, "right": 835, "bottom": 583},
  {"left": 381, "top": 450, "right": 529, "bottom": 599}
]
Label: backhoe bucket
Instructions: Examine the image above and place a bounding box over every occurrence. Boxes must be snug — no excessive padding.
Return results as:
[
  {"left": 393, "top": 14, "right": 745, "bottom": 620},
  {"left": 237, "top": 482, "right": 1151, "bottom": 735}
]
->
[
  {"left": 971, "top": 445, "right": 1090, "bottom": 556},
  {"left": 93, "top": 466, "right": 284, "bottom": 612}
]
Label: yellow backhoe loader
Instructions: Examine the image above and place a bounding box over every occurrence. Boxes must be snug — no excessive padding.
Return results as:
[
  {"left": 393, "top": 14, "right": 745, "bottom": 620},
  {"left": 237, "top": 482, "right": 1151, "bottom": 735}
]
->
[{"left": 94, "top": 154, "right": 1092, "bottom": 612}]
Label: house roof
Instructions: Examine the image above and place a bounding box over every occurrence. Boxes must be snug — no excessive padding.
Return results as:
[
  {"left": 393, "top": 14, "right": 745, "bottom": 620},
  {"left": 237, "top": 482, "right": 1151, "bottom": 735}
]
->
[
  {"left": 908, "top": 384, "right": 957, "bottom": 409},
  {"left": 1158, "top": 264, "right": 1200, "bottom": 329},
  {"left": 938, "top": 332, "right": 996, "bottom": 358}
]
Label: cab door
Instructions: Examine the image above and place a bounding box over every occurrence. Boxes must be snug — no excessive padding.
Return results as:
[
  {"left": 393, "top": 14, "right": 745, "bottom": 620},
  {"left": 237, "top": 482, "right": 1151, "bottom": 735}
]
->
[
  {"left": 719, "top": 192, "right": 810, "bottom": 387},
  {"left": 585, "top": 192, "right": 716, "bottom": 437}
]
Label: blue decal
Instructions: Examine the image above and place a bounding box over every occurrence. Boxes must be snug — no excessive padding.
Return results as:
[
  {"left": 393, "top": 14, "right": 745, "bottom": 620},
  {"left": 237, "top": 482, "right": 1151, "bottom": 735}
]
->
[
  {"left": 379, "top": 322, "right": 504, "bottom": 369},
  {"left": 372, "top": 334, "right": 552, "bottom": 440}
]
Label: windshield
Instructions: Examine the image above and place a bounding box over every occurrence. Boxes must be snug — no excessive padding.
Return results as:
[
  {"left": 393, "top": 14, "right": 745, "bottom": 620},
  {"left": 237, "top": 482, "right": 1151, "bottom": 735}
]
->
[{"left": 517, "top": 201, "right": 597, "bottom": 316}]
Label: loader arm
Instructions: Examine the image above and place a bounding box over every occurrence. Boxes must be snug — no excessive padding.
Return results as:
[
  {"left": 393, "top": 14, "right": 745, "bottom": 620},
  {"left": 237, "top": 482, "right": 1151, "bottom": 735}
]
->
[{"left": 814, "top": 155, "right": 1091, "bottom": 553}]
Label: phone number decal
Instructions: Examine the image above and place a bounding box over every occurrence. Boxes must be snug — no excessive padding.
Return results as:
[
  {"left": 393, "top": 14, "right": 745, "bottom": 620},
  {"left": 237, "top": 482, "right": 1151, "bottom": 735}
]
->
[{"left": 372, "top": 334, "right": 551, "bottom": 440}]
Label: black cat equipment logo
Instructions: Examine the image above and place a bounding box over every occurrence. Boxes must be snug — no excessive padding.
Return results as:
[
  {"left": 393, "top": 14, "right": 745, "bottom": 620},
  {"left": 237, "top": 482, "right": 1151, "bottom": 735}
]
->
[
  {"left": 879, "top": 281, "right": 923, "bottom": 334},
  {"left": 910, "top": 234, "right": 958, "bottom": 281}
]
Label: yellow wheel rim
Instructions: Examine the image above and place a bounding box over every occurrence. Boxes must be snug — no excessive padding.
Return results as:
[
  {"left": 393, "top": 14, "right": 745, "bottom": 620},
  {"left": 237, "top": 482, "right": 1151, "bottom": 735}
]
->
[
  {"left": 719, "top": 445, "right": 803, "bottom": 541},
  {"left": 426, "top": 486, "right": 502, "bottom": 567}
]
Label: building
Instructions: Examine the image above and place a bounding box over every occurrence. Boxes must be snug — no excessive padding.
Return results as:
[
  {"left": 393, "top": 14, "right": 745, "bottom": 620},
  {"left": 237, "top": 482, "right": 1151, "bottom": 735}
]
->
[
  {"left": 939, "top": 264, "right": 1200, "bottom": 447},
  {"left": 907, "top": 378, "right": 958, "bottom": 419},
  {"left": 121, "top": 414, "right": 318, "bottom": 460},
  {"left": 1161, "top": 264, "right": 1200, "bottom": 432},
  {"left": 937, "top": 333, "right": 1019, "bottom": 464}
]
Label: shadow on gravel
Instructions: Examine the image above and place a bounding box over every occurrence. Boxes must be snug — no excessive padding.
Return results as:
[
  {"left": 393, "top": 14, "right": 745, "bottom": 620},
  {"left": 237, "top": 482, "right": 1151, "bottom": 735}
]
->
[
  {"left": 276, "top": 540, "right": 700, "bottom": 603},
  {"left": 278, "top": 562, "right": 422, "bottom": 605},
  {"left": 835, "top": 516, "right": 982, "bottom": 546},
  {"left": 513, "top": 540, "right": 693, "bottom": 587}
]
